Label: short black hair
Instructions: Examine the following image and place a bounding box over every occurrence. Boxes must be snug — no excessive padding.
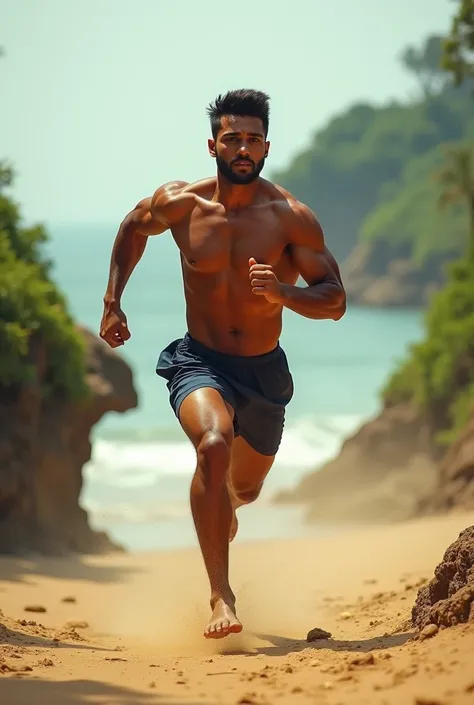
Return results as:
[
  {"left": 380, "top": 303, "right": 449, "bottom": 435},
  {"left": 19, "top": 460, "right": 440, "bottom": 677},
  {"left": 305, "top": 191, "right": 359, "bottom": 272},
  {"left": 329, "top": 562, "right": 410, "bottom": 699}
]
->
[{"left": 206, "top": 89, "right": 270, "bottom": 139}]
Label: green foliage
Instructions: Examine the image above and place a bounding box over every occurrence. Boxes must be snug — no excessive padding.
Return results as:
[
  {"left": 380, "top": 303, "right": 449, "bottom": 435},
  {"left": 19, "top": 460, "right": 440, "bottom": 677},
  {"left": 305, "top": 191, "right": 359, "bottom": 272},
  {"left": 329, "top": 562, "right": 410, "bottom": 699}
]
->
[
  {"left": 443, "top": 0, "right": 474, "bottom": 85},
  {"left": 272, "top": 42, "right": 473, "bottom": 263},
  {"left": 360, "top": 142, "right": 472, "bottom": 265},
  {"left": 400, "top": 35, "right": 450, "bottom": 96},
  {"left": 0, "top": 161, "right": 88, "bottom": 399},
  {"left": 383, "top": 259, "right": 474, "bottom": 444}
]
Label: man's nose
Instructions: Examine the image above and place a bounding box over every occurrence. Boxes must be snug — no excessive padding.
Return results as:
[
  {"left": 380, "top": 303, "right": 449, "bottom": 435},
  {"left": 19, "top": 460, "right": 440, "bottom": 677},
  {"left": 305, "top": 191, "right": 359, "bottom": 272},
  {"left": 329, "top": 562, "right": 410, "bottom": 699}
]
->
[{"left": 238, "top": 143, "right": 250, "bottom": 155}]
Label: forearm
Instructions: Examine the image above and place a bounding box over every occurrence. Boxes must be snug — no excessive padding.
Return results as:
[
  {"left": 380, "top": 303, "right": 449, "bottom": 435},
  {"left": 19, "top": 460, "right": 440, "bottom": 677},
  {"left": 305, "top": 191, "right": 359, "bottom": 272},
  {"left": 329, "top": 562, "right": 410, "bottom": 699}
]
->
[
  {"left": 103, "top": 224, "right": 147, "bottom": 307},
  {"left": 277, "top": 281, "right": 346, "bottom": 320}
]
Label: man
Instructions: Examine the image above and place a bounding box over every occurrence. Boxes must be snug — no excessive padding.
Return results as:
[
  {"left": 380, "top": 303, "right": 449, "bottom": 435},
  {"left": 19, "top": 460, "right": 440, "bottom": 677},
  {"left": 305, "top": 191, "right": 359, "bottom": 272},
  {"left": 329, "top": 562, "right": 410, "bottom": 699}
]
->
[{"left": 99, "top": 89, "right": 346, "bottom": 640}]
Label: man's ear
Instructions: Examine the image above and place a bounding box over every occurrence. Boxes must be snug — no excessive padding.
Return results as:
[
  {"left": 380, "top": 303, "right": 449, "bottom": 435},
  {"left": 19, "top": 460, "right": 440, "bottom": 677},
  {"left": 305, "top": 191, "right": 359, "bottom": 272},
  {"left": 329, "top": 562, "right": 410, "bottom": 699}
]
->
[{"left": 208, "top": 139, "right": 216, "bottom": 158}]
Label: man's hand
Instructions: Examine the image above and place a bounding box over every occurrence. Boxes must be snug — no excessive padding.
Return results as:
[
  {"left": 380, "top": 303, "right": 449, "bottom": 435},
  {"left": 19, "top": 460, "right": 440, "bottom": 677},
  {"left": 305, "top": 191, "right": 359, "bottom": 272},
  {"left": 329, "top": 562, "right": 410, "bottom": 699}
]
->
[
  {"left": 249, "top": 257, "right": 282, "bottom": 304},
  {"left": 99, "top": 304, "right": 131, "bottom": 348}
]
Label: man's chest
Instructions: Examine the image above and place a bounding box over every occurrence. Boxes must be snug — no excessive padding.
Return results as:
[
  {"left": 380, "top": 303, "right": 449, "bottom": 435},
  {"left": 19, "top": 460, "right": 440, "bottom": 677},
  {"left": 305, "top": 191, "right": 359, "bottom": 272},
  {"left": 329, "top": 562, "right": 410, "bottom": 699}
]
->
[{"left": 172, "top": 205, "right": 289, "bottom": 273}]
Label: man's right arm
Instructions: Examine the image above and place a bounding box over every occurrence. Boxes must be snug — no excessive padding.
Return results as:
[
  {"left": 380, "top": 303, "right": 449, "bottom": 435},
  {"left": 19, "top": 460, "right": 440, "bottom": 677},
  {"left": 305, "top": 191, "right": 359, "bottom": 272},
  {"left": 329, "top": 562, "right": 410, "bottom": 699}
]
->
[{"left": 100, "top": 180, "right": 189, "bottom": 348}]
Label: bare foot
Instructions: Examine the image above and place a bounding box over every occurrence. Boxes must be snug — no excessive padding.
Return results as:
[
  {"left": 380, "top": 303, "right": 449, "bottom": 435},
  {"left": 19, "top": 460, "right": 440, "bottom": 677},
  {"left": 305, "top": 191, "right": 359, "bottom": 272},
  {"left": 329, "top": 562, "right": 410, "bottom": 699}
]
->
[{"left": 204, "top": 598, "right": 242, "bottom": 639}]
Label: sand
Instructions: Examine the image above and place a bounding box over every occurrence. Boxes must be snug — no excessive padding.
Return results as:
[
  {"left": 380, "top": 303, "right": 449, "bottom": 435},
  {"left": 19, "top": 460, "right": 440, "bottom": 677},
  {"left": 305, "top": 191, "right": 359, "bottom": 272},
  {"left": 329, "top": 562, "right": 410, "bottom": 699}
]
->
[{"left": 1, "top": 512, "right": 474, "bottom": 705}]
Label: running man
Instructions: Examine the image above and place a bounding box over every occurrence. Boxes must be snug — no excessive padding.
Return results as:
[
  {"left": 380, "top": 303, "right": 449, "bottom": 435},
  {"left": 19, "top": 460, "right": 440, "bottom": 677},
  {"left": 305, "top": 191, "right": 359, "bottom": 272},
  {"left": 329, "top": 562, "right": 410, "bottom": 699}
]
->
[{"left": 99, "top": 89, "right": 346, "bottom": 639}]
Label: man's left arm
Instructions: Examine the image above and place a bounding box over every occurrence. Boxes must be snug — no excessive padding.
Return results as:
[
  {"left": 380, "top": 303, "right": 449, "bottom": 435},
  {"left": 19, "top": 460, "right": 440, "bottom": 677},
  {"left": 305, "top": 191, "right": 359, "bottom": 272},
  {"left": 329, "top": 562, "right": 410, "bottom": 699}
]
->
[{"left": 250, "top": 203, "right": 346, "bottom": 320}]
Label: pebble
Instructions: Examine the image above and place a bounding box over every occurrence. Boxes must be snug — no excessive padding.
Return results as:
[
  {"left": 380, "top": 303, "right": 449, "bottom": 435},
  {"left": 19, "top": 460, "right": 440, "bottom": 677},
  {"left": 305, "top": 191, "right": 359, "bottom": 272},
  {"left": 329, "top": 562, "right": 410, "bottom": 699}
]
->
[
  {"left": 321, "top": 681, "right": 334, "bottom": 690},
  {"left": 24, "top": 605, "right": 46, "bottom": 614},
  {"left": 349, "top": 652, "right": 375, "bottom": 667},
  {"left": 340, "top": 611, "right": 353, "bottom": 620},
  {"left": 306, "top": 627, "right": 332, "bottom": 642},
  {"left": 65, "top": 620, "right": 89, "bottom": 629},
  {"left": 419, "top": 624, "right": 439, "bottom": 641}
]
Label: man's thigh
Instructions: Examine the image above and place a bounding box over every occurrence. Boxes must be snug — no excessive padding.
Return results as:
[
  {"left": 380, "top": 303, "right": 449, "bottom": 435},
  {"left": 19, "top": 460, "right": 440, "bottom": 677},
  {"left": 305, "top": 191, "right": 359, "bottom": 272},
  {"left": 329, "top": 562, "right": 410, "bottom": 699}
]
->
[
  {"left": 178, "top": 386, "right": 235, "bottom": 447},
  {"left": 228, "top": 435, "right": 275, "bottom": 497}
]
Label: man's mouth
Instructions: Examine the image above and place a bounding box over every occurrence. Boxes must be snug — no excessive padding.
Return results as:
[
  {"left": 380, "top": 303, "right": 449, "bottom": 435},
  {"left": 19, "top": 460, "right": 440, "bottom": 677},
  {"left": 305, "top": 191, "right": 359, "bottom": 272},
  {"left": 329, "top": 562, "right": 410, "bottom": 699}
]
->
[{"left": 233, "top": 160, "right": 253, "bottom": 167}]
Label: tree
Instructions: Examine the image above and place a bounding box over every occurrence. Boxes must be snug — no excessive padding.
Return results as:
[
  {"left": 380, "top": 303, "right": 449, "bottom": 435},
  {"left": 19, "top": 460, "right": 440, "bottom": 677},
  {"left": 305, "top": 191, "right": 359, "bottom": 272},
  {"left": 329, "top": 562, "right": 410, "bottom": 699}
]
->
[
  {"left": 443, "top": 0, "right": 474, "bottom": 85},
  {"left": 400, "top": 35, "right": 450, "bottom": 96},
  {"left": 436, "top": 145, "right": 474, "bottom": 260},
  {"left": 0, "top": 164, "right": 87, "bottom": 398}
]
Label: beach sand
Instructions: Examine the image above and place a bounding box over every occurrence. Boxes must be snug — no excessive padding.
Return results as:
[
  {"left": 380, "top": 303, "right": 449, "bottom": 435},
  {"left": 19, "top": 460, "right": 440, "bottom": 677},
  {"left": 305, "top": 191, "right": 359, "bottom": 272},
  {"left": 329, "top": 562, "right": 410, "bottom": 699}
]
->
[{"left": 1, "top": 512, "right": 474, "bottom": 704}]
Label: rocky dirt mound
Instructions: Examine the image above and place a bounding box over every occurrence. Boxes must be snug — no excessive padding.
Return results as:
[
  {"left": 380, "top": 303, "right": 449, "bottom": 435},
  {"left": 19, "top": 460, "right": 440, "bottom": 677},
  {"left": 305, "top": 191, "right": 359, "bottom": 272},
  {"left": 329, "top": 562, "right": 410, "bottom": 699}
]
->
[
  {"left": 416, "top": 413, "right": 474, "bottom": 515},
  {"left": 274, "top": 403, "right": 438, "bottom": 523},
  {"left": 0, "top": 326, "right": 138, "bottom": 555},
  {"left": 412, "top": 526, "right": 474, "bottom": 629}
]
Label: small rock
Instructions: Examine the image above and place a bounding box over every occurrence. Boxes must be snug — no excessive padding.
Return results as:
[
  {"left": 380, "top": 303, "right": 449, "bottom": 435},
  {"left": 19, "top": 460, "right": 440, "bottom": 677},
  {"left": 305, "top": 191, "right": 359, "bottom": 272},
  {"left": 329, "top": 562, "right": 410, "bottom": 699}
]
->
[
  {"left": 237, "top": 696, "right": 263, "bottom": 705},
  {"left": 292, "top": 686, "right": 303, "bottom": 694},
  {"left": 419, "top": 624, "right": 438, "bottom": 641},
  {"left": 65, "top": 620, "right": 89, "bottom": 630},
  {"left": 0, "top": 663, "right": 33, "bottom": 673},
  {"left": 306, "top": 627, "right": 332, "bottom": 642},
  {"left": 61, "top": 596, "right": 77, "bottom": 604},
  {"left": 414, "top": 697, "right": 446, "bottom": 705},
  {"left": 40, "top": 659, "right": 54, "bottom": 667},
  {"left": 24, "top": 605, "right": 46, "bottom": 614},
  {"left": 149, "top": 681, "right": 156, "bottom": 689},
  {"left": 321, "top": 681, "right": 334, "bottom": 690},
  {"left": 349, "top": 652, "right": 375, "bottom": 667},
  {"left": 339, "top": 611, "right": 353, "bottom": 620}
]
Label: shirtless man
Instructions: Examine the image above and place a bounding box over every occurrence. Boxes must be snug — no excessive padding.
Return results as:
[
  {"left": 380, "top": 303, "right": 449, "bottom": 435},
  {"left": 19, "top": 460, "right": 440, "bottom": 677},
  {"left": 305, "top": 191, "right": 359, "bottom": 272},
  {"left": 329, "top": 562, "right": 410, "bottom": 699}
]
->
[{"left": 99, "top": 89, "right": 346, "bottom": 640}]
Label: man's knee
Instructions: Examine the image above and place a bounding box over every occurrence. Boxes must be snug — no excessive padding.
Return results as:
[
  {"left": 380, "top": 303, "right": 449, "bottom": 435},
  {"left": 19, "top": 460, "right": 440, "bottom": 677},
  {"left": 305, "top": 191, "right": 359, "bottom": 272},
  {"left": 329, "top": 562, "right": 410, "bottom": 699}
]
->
[
  {"left": 196, "top": 430, "right": 233, "bottom": 483},
  {"left": 233, "top": 483, "right": 263, "bottom": 505}
]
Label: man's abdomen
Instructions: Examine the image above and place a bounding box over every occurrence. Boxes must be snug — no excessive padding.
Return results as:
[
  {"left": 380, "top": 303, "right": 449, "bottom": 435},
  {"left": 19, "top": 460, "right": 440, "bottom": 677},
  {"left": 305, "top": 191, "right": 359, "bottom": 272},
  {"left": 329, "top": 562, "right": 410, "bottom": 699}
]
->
[{"left": 184, "top": 294, "right": 284, "bottom": 356}]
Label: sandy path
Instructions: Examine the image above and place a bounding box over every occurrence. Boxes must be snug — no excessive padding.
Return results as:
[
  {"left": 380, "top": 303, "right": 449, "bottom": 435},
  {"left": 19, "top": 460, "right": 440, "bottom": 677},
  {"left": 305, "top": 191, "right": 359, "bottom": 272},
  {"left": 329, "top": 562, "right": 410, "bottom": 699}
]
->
[{"left": 1, "top": 512, "right": 474, "bottom": 704}]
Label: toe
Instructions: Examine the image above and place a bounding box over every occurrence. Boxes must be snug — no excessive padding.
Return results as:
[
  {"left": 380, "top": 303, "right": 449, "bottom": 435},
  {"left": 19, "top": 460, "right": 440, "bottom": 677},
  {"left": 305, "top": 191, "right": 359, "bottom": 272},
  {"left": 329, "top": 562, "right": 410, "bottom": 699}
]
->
[{"left": 229, "top": 619, "right": 243, "bottom": 634}]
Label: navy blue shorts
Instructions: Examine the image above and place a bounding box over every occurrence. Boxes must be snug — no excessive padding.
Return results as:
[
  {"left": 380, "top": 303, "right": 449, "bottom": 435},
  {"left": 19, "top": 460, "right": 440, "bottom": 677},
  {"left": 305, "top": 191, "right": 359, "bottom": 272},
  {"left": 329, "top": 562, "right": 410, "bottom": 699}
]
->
[{"left": 156, "top": 333, "right": 294, "bottom": 456}]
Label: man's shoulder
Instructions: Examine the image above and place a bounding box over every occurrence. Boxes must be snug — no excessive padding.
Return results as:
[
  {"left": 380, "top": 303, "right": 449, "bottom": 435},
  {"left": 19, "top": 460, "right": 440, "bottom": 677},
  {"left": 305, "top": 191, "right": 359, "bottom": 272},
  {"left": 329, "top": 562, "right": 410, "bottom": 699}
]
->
[
  {"left": 150, "top": 178, "right": 216, "bottom": 223},
  {"left": 152, "top": 177, "right": 215, "bottom": 202},
  {"left": 262, "top": 179, "right": 316, "bottom": 224}
]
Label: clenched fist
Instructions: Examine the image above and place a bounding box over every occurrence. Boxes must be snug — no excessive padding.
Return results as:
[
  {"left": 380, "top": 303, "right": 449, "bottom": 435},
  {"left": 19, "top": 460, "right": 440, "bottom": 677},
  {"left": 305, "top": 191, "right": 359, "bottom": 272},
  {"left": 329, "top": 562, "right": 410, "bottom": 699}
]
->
[
  {"left": 249, "top": 257, "right": 283, "bottom": 304},
  {"left": 99, "top": 304, "right": 131, "bottom": 348}
]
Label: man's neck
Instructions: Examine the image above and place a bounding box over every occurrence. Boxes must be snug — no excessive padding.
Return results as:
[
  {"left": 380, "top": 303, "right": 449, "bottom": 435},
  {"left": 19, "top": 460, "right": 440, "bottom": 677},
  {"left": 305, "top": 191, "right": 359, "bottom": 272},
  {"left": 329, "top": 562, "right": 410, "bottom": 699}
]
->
[{"left": 212, "top": 172, "right": 260, "bottom": 211}]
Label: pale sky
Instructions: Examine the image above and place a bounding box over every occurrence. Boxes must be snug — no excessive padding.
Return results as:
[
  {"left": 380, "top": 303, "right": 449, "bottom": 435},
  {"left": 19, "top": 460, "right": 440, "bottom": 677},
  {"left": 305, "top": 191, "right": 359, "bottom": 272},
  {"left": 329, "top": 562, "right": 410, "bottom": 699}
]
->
[{"left": 1, "top": 0, "right": 454, "bottom": 225}]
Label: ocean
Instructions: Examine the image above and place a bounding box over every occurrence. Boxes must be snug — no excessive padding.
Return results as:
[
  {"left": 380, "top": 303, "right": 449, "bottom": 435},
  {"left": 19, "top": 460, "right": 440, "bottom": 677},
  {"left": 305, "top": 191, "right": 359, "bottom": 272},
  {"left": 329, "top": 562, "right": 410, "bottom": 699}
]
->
[{"left": 47, "top": 224, "right": 424, "bottom": 552}]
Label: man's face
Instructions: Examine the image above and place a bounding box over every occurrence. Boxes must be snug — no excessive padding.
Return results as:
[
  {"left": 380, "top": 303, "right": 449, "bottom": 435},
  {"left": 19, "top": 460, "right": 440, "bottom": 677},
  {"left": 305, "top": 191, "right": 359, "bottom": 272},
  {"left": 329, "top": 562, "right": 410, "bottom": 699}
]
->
[{"left": 208, "top": 115, "right": 270, "bottom": 185}]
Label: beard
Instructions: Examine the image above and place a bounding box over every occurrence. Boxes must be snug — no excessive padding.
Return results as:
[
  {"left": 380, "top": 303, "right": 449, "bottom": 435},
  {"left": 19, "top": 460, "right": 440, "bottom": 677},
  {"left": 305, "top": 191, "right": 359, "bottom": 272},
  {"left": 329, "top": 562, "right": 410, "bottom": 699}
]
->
[{"left": 216, "top": 154, "right": 266, "bottom": 185}]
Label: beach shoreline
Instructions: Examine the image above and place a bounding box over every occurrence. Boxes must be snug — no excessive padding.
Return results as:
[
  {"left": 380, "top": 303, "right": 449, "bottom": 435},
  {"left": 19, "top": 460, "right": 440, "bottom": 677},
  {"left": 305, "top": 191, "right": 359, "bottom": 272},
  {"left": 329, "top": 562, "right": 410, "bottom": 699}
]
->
[{"left": 1, "top": 511, "right": 474, "bottom": 704}]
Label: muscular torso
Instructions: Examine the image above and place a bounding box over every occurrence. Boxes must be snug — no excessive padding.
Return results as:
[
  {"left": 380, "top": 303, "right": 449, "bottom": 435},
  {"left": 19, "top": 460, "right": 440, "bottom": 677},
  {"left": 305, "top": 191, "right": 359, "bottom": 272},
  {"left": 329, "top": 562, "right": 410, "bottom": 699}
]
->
[{"left": 167, "top": 179, "right": 299, "bottom": 355}]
